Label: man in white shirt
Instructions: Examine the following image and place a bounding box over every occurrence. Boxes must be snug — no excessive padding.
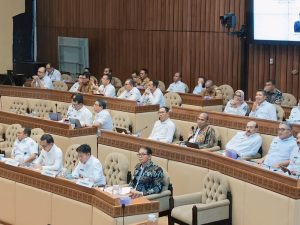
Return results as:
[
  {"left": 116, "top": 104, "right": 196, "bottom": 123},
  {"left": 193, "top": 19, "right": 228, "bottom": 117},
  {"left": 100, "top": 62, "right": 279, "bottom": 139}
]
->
[
  {"left": 66, "top": 94, "right": 93, "bottom": 126},
  {"left": 31, "top": 67, "right": 53, "bottom": 89},
  {"left": 34, "top": 134, "right": 63, "bottom": 171},
  {"left": 91, "top": 99, "right": 113, "bottom": 132},
  {"left": 118, "top": 79, "right": 141, "bottom": 101},
  {"left": 249, "top": 89, "right": 277, "bottom": 121},
  {"left": 286, "top": 132, "right": 300, "bottom": 175},
  {"left": 167, "top": 72, "right": 187, "bottom": 93},
  {"left": 45, "top": 63, "right": 61, "bottom": 81},
  {"left": 192, "top": 76, "right": 205, "bottom": 95},
  {"left": 69, "top": 74, "right": 84, "bottom": 92},
  {"left": 97, "top": 74, "right": 116, "bottom": 97},
  {"left": 148, "top": 107, "right": 176, "bottom": 143},
  {"left": 11, "top": 127, "right": 38, "bottom": 164},
  {"left": 288, "top": 103, "right": 300, "bottom": 124},
  {"left": 225, "top": 121, "right": 262, "bottom": 158},
  {"left": 139, "top": 80, "right": 165, "bottom": 107},
  {"left": 72, "top": 144, "right": 106, "bottom": 186},
  {"left": 254, "top": 122, "right": 297, "bottom": 168}
]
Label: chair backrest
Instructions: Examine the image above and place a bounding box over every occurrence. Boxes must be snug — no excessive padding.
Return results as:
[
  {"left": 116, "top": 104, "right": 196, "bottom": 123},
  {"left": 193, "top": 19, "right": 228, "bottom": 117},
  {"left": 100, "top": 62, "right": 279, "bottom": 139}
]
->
[
  {"left": 275, "top": 104, "right": 285, "bottom": 121},
  {"left": 56, "top": 102, "right": 69, "bottom": 118},
  {"left": 112, "top": 77, "right": 123, "bottom": 88},
  {"left": 64, "top": 144, "right": 80, "bottom": 171},
  {"left": 201, "top": 171, "right": 229, "bottom": 204},
  {"left": 160, "top": 166, "right": 170, "bottom": 192},
  {"left": 5, "top": 124, "right": 22, "bottom": 147},
  {"left": 90, "top": 76, "right": 99, "bottom": 86},
  {"left": 113, "top": 113, "right": 132, "bottom": 132},
  {"left": 282, "top": 93, "right": 297, "bottom": 107},
  {"left": 8, "top": 98, "right": 28, "bottom": 115},
  {"left": 61, "top": 73, "right": 74, "bottom": 82},
  {"left": 52, "top": 81, "right": 68, "bottom": 91},
  {"left": 29, "top": 101, "right": 54, "bottom": 118},
  {"left": 117, "top": 86, "right": 125, "bottom": 97},
  {"left": 104, "top": 152, "right": 129, "bottom": 185},
  {"left": 218, "top": 84, "right": 234, "bottom": 105},
  {"left": 172, "top": 127, "right": 182, "bottom": 142},
  {"left": 184, "top": 83, "right": 189, "bottom": 93},
  {"left": 158, "top": 80, "right": 166, "bottom": 92},
  {"left": 164, "top": 92, "right": 182, "bottom": 108},
  {"left": 31, "top": 128, "right": 44, "bottom": 152}
]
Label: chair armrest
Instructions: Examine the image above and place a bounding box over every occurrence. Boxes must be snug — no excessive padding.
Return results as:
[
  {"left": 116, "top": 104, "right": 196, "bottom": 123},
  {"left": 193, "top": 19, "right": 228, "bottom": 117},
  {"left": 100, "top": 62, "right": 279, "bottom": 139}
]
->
[
  {"left": 0, "top": 141, "right": 8, "bottom": 148},
  {"left": 205, "top": 146, "right": 221, "bottom": 152},
  {"left": 241, "top": 153, "right": 261, "bottom": 160},
  {"left": 145, "top": 190, "right": 171, "bottom": 200},
  {"left": 195, "top": 199, "right": 230, "bottom": 211},
  {"left": 173, "top": 192, "right": 202, "bottom": 207}
]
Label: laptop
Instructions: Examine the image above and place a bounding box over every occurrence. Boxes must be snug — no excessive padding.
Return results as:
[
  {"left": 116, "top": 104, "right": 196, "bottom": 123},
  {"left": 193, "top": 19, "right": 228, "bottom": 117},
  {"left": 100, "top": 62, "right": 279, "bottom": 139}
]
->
[
  {"left": 115, "top": 127, "right": 130, "bottom": 134},
  {"left": 69, "top": 118, "right": 82, "bottom": 128},
  {"left": 49, "top": 112, "right": 62, "bottom": 121},
  {"left": 185, "top": 141, "right": 199, "bottom": 149}
]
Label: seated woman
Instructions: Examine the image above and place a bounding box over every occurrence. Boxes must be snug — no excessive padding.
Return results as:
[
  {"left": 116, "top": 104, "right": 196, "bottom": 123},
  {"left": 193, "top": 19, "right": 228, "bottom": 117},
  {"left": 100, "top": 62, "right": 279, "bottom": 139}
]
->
[
  {"left": 224, "top": 90, "right": 248, "bottom": 116},
  {"left": 129, "top": 147, "right": 164, "bottom": 197}
]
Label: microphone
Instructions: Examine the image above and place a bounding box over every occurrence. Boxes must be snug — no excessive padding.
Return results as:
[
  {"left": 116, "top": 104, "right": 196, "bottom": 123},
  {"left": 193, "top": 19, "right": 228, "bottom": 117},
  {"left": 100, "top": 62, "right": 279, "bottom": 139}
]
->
[
  {"left": 55, "top": 103, "right": 58, "bottom": 121},
  {"left": 187, "top": 126, "right": 195, "bottom": 141},
  {"left": 133, "top": 125, "right": 148, "bottom": 137}
]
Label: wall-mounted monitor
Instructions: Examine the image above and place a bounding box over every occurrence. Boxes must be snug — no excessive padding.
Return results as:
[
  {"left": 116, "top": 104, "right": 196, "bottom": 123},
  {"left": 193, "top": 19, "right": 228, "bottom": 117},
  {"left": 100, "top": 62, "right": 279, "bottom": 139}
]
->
[{"left": 247, "top": 0, "right": 300, "bottom": 45}]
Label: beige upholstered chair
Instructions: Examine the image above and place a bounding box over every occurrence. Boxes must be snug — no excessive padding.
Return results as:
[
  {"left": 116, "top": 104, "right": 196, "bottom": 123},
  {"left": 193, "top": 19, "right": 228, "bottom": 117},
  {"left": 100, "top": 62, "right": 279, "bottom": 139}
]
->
[
  {"left": 112, "top": 77, "right": 123, "bottom": 88},
  {"left": 145, "top": 166, "right": 173, "bottom": 216},
  {"left": 52, "top": 81, "right": 68, "bottom": 91},
  {"left": 64, "top": 144, "right": 80, "bottom": 171},
  {"left": 56, "top": 102, "right": 69, "bottom": 118},
  {"left": 158, "top": 80, "right": 166, "bottom": 92},
  {"left": 184, "top": 83, "right": 189, "bottom": 93},
  {"left": 29, "top": 101, "right": 54, "bottom": 119},
  {"left": 282, "top": 93, "right": 297, "bottom": 107},
  {"left": 172, "top": 127, "right": 183, "bottom": 143},
  {"left": 117, "top": 86, "right": 125, "bottom": 97},
  {"left": 30, "top": 128, "right": 44, "bottom": 152},
  {"left": 104, "top": 153, "right": 129, "bottom": 186},
  {"left": 218, "top": 84, "right": 234, "bottom": 106},
  {"left": 169, "top": 171, "right": 231, "bottom": 225},
  {"left": 164, "top": 92, "right": 182, "bottom": 109},
  {"left": 275, "top": 104, "right": 285, "bottom": 121},
  {"left": 0, "top": 124, "right": 22, "bottom": 157},
  {"left": 8, "top": 98, "right": 29, "bottom": 115},
  {"left": 90, "top": 76, "right": 99, "bottom": 86},
  {"left": 0, "top": 124, "right": 5, "bottom": 142},
  {"left": 112, "top": 113, "right": 132, "bottom": 133},
  {"left": 61, "top": 73, "right": 74, "bottom": 82}
]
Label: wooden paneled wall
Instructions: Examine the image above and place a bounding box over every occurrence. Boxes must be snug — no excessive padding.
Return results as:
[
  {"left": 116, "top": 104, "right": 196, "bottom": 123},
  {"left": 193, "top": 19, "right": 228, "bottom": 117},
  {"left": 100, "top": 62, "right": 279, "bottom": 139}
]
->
[{"left": 36, "top": 0, "right": 245, "bottom": 90}]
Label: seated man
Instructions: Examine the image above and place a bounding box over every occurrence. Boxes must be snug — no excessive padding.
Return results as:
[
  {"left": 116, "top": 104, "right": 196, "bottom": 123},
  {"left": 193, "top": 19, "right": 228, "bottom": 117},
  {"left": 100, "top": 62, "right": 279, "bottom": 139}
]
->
[
  {"left": 72, "top": 144, "right": 106, "bottom": 186},
  {"left": 254, "top": 122, "right": 297, "bottom": 168},
  {"left": 31, "top": 67, "right": 53, "bottom": 89},
  {"left": 224, "top": 90, "right": 248, "bottom": 116},
  {"left": 97, "top": 74, "right": 116, "bottom": 97},
  {"left": 66, "top": 94, "right": 93, "bottom": 126},
  {"left": 91, "top": 99, "right": 113, "bottom": 132},
  {"left": 139, "top": 80, "right": 165, "bottom": 107},
  {"left": 11, "top": 127, "right": 38, "bottom": 164},
  {"left": 199, "top": 80, "right": 223, "bottom": 99},
  {"left": 136, "top": 68, "right": 150, "bottom": 87},
  {"left": 186, "top": 112, "right": 218, "bottom": 149},
  {"left": 286, "top": 132, "right": 300, "bottom": 175},
  {"left": 249, "top": 89, "right": 277, "bottom": 121},
  {"left": 34, "top": 134, "right": 63, "bottom": 171},
  {"left": 167, "top": 72, "right": 187, "bottom": 93},
  {"left": 131, "top": 70, "right": 139, "bottom": 86},
  {"left": 45, "top": 63, "right": 61, "bottom": 81},
  {"left": 69, "top": 74, "right": 84, "bottom": 92},
  {"left": 264, "top": 80, "right": 283, "bottom": 104},
  {"left": 225, "top": 121, "right": 262, "bottom": 158},
  {"left": 129, "top": 147, "right": 164, "bottom": 196},
  {"left": 288, "top": 101, "right": 300, "bottom": 124},
  {"left": 78, "top": 72, "right": 97, "bottom": 94},
  {"left": 118, "top": 79, "right": 141, "bottom": 101},
  {"left": 192, "top": 76, "right": 206, "bottom": 95},
  {"left": 148, "top": 107, "right": 176, "bottom": 143}
]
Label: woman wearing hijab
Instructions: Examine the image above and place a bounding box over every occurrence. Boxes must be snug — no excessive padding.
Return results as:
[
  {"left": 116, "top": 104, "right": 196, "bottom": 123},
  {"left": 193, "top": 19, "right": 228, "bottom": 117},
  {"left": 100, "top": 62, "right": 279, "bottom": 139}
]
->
[{"left": 224, "top": 90, "right": 249, "bottom": 116}]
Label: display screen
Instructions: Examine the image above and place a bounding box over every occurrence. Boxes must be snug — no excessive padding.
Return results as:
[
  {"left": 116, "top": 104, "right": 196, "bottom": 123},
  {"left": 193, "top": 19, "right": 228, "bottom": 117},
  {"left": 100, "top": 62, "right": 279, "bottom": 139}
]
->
[{"left": 250, "top": 0, "right": 300, "bottom": 44}]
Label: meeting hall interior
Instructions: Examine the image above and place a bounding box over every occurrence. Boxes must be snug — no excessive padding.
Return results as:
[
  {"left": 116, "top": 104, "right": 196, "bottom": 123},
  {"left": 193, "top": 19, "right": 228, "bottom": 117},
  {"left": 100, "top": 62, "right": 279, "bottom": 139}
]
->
[{"left": 1, "top": 0, "right": 300, "bottom": 225}]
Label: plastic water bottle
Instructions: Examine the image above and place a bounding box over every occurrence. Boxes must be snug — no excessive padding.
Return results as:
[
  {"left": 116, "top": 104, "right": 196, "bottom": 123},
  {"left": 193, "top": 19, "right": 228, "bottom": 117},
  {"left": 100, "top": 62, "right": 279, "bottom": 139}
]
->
[{"left": 147, "top": 214, "right": 158, "bottom": 225}]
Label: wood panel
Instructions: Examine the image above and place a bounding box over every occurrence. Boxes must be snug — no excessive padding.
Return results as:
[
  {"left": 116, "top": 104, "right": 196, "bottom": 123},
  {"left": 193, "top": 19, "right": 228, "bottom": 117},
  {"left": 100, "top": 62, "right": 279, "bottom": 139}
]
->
[{"left": 36, "top": 0, "right": 244, "bottom": 90}]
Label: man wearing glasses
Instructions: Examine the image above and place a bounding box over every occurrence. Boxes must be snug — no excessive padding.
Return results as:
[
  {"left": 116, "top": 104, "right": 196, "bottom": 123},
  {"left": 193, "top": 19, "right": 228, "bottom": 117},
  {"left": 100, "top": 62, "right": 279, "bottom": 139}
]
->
[
  {"left": 69, "top": 74, "right": 84, "bottom": 92},
  {"left": 129, "top": 147, "right": 164, "bottom": 197},
  {"left": 254, "top": 122, "right": 297, "bottom": 168},
  {"left": 118, "top": 79, "right": 141, "bottom": 101},
  {"left": 224, "top": 90, "right": 248, "bottom": 116},
  {"left": 97, "top": 74, "right": 116, "bottom": 97},
  {"left": 34, "top": 134, "right": 63, "bottom": 171},
  {"left": 31, "top": 67, "right": 53, "bottom": 89}
]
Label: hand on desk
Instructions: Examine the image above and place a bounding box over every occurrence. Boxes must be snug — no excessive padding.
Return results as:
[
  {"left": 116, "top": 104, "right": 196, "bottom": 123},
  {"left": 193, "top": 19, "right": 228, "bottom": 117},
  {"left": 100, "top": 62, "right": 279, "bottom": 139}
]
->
[
  {"left": 33, "top": 164, "right": 42, "bottom": 170},
  {"left": 130, "top": 190, "right": 143, "bottom": 199}
]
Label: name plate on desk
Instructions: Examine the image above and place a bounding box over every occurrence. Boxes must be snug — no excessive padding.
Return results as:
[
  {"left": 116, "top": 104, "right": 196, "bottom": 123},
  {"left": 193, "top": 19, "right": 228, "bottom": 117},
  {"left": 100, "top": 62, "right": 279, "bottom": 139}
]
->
[
  {"left": 5, "top": 159, "right": 19, "bottom": 167},
  {"left": 41, "top": 170, "right": 58, "bottom": 178},
  {"left": 76, "top": 179, "right": 93, "bottom": 188}
]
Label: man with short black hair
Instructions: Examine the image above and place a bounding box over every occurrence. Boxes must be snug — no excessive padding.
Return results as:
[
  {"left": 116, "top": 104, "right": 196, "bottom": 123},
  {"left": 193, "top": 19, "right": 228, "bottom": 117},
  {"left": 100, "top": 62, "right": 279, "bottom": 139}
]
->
[
  {"left": 148, "top": 107, "right": 176, "bottom": 143},
  {"left": 72, "top": 144, "right": 106, "bottom": 186},
  {"left": 136, "top": 68, "right": 150, "bottom": 87},
  {"left": 97, "top": 74, "right": 116, "bottom": 97},
  {"left": 34, "top": 134, "right": 63, "bottom": 171},
  {"left": 249, "top": 89, "right": 277, "bottom": 121},
  {"left": 199, "top": 80, "right": 223, "bottom": 98},
  {"left": 31, "top": 67, "right": 53, "bottom": 89},
  {"left": 11, "top": 127, "right": 38, "bottom": 164},
  {"left": 167, "top": 72, "right": 187, "bottom": 93},
  {"left": 118, "top": 79, "right": 141, "bottom": 101},
  {"left": 69, "top": 74, "right": 84, "bottom": 92},
  {"left": 91, "top": 99, "right": 113, "bottom": 132},
  {"left": 45, "top": 63, "right": 61, "bottom": 81},
  {"left": 264, "top": 80, "right": 283, "bottom": 104},
  {"left": 139, "top": 80, "right": 165, "bottom": 107},
  {"left": 78, "top": 72, "right": 97, "bottom": 94},
  {"left": 66, "top": 94, "right": 93, "bottom": 126}
]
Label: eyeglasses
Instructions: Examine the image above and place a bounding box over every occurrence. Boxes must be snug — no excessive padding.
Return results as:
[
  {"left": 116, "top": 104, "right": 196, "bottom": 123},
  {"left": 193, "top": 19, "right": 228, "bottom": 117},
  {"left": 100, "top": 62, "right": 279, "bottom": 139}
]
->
[
  {"left": 277, "top": 128, "right": 290, "bottom": 132},
  {"left": 137, "top": 153, "right": 149, "bottom": 157}
]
